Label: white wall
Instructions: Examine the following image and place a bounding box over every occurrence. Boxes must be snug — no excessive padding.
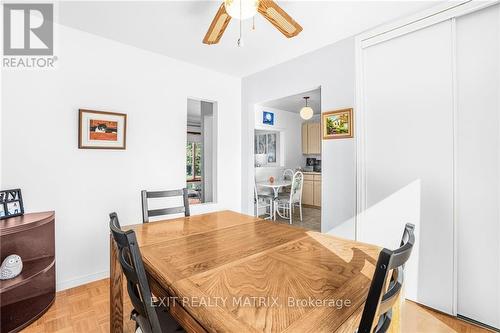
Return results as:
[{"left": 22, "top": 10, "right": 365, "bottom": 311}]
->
[
  {"left": 1, "top": 24, "right": 241, "bottom": 291},
  {"left": 254, "top": 106, "right": 303, "bottom": 170},
  {"left": 242, "top": 38, "right": 356, "bottom": 236}
]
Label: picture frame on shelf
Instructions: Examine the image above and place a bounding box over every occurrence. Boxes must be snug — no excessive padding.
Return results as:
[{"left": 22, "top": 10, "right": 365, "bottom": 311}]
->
[{"left": 0, "top": 189, "right": 24, "bottom": 220}]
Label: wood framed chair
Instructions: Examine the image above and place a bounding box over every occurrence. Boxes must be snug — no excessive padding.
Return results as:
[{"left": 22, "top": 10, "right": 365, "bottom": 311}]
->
[
  {"left": 141, "top": 188, "right": 190, "bottom": 223},
  {"left": 357, "top": 223, "right": 416, "bottom": 333},
  {"left": 275, "top": 171, "right": 304, "bottom": 224},
  {"left": 108, "top": 213, "right": 183, "bottom": 333}
]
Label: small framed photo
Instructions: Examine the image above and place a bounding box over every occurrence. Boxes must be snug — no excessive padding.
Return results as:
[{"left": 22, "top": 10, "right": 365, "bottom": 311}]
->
[
  {"left": 322, "top": 108, "right": 354, "bottom": 140},
  {"left": 79, "top": 109, "right": 127, "bottom": 149},
  {"left": 0, "top": 189, "right": 24, "bottom": 220},
  {"left": 263, "top": 111, "right": 274, "bottom": 126}
]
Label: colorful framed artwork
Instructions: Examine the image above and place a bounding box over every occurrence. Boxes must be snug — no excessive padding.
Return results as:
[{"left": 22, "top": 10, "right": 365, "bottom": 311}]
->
[
  {"left": 322, "top": 108, "right": 353, "bottom": 139},
  {"left": 78, "top": 109, "right": 127, "bottom": 149},
  {"left": 263, "top": 111, "right": 274, "bottom": 126},
  {"left": 0, "top": 189, "right": 24, "bottom": 220}
]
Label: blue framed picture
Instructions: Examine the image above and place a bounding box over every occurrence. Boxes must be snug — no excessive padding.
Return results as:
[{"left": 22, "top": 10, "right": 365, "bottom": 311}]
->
[{"left": 263, "top": 111, "right": 274, "bottom": 125}]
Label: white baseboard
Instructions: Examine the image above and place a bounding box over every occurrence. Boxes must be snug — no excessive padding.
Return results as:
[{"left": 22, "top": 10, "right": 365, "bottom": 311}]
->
[{"left": 56, "top": 270, "right": 109, "bottom": 291}]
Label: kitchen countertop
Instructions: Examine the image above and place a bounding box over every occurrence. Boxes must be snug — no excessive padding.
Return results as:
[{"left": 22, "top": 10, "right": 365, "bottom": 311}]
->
[{"left": 302, "top": 171, "right": 321, "bottom": 175}]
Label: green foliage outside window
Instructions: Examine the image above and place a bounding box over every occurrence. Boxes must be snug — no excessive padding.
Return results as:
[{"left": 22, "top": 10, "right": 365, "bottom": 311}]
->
[
  {"left": 186, "top": 142, "right": 194, "bottom": 178},
  {"left": 186, "top": 141, "right": 202, "bottom": 180},
  {"left": 194, "top": 144, "right": 202, "bottom": 178}
]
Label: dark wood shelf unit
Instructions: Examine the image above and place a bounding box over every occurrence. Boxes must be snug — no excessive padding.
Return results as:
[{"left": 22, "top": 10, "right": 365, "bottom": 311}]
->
[
  {"left": 0, "top": 256, "right": 55, "bottom": 293},
  {"left": 1, "top": 291, "right": 55, "bottom": 333},
  {"left": 0, "top": 211, "right": 55, "bottom": 236},
  {"left": 0, "top": 211, "right": 55, "bottom": 333}
]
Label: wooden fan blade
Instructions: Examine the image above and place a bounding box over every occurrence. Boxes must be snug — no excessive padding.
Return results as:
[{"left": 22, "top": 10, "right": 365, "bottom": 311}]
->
[
  {"left": 258, "top": 0, "right": 302, "bottom": 38},
  {"left": 203, "top": 3, "right": 232, "bottom": 45}
]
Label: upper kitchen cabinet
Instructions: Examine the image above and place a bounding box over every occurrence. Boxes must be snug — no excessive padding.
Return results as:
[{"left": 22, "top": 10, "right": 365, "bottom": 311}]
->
[
  {"left": 302, "top": 121, "right": 321, "bottom": 154},
  {"left": 302, "top": 123, "right": 308, "bottom": 154}
]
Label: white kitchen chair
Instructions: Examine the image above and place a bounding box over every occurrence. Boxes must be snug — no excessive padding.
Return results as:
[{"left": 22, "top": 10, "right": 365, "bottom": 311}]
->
[
  {"left": 254, "top": 181, "right": 273, "bottom": 220},
  {"left": 280, "top": 169, "right": 294, "bottom": 195},
  {"left": 283, "top": 169, "right": 294, "bottom": 181},
  {"left": 275, "top": 171, "right": 303, "bottom": 224}
]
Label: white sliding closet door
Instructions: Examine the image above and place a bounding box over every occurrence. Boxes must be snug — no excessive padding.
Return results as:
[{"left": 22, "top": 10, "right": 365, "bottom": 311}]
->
[
  {"left": 456, "top": 4, "right": 500, "bottom": 329},
  {"left": 360, "top": 20, "right": 455, "bottom": 314}
]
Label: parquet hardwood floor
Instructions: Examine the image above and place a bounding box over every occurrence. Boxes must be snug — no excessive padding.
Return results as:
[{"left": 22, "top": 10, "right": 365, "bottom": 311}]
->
[{"left": 20, "top": 278, "right": 492, "bottom": 333}]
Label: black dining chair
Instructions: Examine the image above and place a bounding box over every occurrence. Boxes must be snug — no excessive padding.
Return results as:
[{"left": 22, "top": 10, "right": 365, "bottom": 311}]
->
[
  {"left": 357, "top": 223, "right": 415, "bottom": 333},
  {"left": 141, "top": 188, "right": 190, "bottom": 223},
  {"left": 109, "top": 212, "right": 183, "bottom": 333}
]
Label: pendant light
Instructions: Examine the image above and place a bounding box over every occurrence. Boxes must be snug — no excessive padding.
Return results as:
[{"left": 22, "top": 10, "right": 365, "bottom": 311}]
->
[{"left": 300, "top": 96, "right": 313, "bottom": 120}]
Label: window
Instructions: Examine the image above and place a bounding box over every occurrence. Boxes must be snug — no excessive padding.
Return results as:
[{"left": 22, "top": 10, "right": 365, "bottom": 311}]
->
[
  {"left": 254, "top": 131, "right": 279, "bottom": 165},
  {"left": 186, "top": 140, "right": 202, "bottom": 181}
]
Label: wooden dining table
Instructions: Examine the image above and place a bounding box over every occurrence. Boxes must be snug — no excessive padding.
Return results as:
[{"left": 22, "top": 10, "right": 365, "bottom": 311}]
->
[{"left": 110, "top": 210, "right": 400, "bottom": 333}]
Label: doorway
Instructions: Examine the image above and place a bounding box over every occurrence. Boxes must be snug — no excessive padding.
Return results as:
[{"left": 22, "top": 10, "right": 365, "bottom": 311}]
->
[
  {"left": 186, "top": 98, "right": 217, "bottom": 204},
  {"left": 253, "top": 88, "right": 322, "bottom": 231}
]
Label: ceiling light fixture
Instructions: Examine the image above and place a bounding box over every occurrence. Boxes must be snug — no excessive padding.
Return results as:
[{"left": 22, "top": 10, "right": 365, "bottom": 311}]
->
[
  {"left": 224, "top": 0, "right": 259, "bottom": 20},
  {"left": 300, "top": 97, "right": 313, "bottom": 120},
  {"left": 203, "top": 0, "right": 302, "bottom": 45}
]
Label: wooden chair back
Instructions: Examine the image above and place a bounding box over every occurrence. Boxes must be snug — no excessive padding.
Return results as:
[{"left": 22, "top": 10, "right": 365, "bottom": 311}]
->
[
  {"left": 358, "top": 223, "right": 415, "bottom": 333},
  {"left": 109, "top": 212, "right": 162, "bottom": 333},
  {"left": 141, "top": 188, "right": 190, "bottom": 223}
]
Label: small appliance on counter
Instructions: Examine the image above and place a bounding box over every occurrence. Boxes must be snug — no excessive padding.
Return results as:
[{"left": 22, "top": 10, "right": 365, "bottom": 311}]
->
[
  {"left": 305, "top": 157, "right": 316, "bottom": 172},
  {"left": 313, "top": 159, "right": 321, "bottom": 172}
]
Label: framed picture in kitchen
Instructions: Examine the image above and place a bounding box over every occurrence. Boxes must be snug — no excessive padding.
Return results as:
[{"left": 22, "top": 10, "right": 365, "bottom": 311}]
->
[
  {"left": 262, "top": 111, "right": 274, "bottom": 126},
  {"left": 78, "top": 109, "right": 127, "bottom": 149}
]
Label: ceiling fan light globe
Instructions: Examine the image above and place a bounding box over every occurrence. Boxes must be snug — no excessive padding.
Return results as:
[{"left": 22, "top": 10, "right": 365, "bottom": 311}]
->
[
  {"left": 224, "top": 0, "right": 259, "bottom": 20},
  {"left": 300, "top": 107, "right": 314, "bottom": 120}
]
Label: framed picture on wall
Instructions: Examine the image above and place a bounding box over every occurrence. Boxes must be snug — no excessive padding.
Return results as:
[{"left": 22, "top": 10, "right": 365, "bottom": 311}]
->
[
  {"left": 0, "top": 189, "right": 24, "bottom": 220},
  {"left": 78, "top": 109, "right": 127, "bottom": 149},
  {"left": 263, "top": 111, "right": 274, "bottom": 125},
  {"left": 322, "top": 108, "right": 354, "bottom": 139}
]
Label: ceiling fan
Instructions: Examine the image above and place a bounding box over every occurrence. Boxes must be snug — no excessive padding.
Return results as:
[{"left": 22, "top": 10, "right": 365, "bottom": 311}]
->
[{"left": 203, "top": 0, "right": 303, "bottom": 45}]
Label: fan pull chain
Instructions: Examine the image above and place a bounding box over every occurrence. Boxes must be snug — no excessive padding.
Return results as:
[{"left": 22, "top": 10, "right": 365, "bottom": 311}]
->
[
  {"left": 237, "top": 19, "right": 243, "bottom": 46},
  {"left": 237, "top": 0, "right": 243, "bottom": 47},
  {"left": 252, "top": 16, "right": 255, "bottom": 30}
]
